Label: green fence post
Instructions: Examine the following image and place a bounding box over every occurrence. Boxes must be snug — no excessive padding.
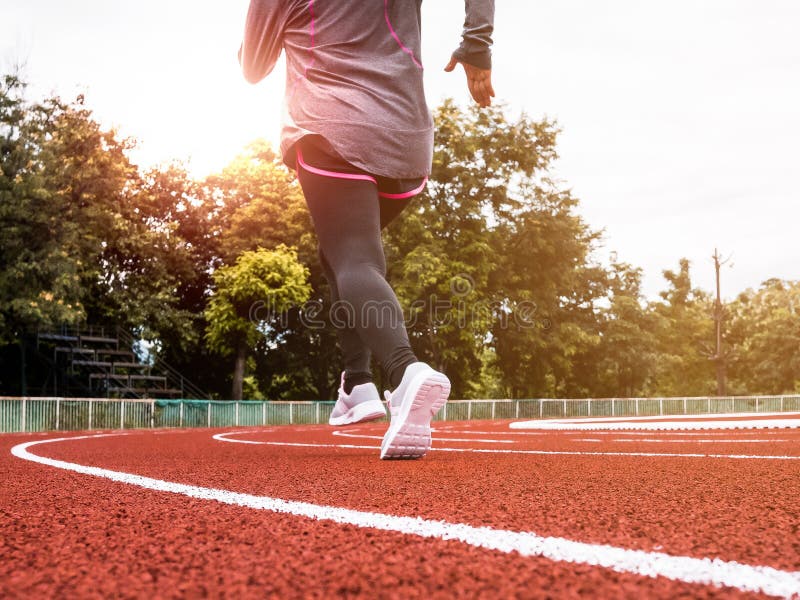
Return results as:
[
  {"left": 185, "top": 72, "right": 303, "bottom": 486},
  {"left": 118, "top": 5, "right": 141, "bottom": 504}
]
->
[{"left": 21, "top": 398, "right": 26, "bottom": 433}]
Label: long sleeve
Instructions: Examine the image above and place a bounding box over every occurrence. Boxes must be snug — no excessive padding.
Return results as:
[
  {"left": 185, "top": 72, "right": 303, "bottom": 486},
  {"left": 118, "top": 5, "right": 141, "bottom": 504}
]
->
[
  {"left": 239, "top": 0, "right": 286, "bottom": 84},
  {"left": 451, "top": 0, "right": 495, "bottom": 70}
]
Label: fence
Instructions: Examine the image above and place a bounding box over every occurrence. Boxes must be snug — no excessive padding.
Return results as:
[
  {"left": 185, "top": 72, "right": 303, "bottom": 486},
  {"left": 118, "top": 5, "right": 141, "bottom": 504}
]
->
[{"left": 1, "top": 394, "right": 799, "bottom": 434}]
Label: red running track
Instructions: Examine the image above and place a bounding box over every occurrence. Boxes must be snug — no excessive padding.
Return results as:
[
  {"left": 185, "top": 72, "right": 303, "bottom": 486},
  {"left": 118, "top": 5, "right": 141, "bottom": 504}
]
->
[{"left": 2, "top": 417, "right": 800, "bottom": 598}]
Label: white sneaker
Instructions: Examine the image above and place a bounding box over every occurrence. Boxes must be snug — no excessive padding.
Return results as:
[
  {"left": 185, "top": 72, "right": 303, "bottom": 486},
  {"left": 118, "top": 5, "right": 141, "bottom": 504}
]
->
[
  {"left": 380, "top": 362, "right": 451, "bottom": 459},
  {"left": 328, "top": 372, "right": 386, "bottom": 426}
]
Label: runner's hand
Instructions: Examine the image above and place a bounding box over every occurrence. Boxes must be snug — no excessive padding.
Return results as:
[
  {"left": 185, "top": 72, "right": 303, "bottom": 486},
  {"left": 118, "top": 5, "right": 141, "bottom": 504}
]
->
[{"left": 444, "top": 57, "right": 495, "bottom": 108}]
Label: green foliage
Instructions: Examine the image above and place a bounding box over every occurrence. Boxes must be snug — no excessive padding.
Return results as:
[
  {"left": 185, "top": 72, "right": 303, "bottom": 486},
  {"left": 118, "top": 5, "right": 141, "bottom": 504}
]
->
[
  {"left": 204, "top": 139, "right": 315, "bottom": 265},
  {"left": 3, "top": 72, "right": 797, "bottom": 399},
  {"left": 387, "top": 100, "right": 604, "bottom": 398},
  {"left": 648, "top": 259, "right": 716, "bottom": 396},
  {"left": 0, "top": 73, "right": 197, "bottom": 349},
  {"left": 205, "top": 245, "right": 311, "bottom": 355},
  {"left": 0, "top": 74, "right": 86, "bottom": 341},
  {"left": 593, "top": 262, "right": 658, "bottom": 397},
  {"left": 197, "top": 141, "right": 337, "bottom": 399},
  {"left": 727, "top": 279, "right": 800, "bottom": 394}
]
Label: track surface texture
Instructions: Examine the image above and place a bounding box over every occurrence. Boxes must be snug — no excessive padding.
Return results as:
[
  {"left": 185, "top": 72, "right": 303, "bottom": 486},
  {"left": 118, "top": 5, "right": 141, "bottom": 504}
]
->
[{"left": 2, "top": 413, "right": 800, "bottom": 598}]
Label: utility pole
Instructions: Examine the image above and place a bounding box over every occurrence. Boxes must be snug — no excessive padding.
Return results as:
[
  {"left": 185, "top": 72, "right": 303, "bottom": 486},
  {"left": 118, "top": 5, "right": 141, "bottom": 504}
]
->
[{"left": 711, "top": 248, "right": 731, "bottom": 396}]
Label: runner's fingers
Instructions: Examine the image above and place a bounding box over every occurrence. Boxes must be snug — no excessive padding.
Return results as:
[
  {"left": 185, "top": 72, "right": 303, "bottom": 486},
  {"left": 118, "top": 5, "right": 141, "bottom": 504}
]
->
[{"left": 469, "top": 77, "right": 491, "bottom": 106}]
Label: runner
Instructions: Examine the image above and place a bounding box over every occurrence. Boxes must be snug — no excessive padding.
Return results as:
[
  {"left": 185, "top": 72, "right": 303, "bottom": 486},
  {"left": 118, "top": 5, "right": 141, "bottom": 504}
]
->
[{"left": 240, "top": 0, "right": 495, "bottom": 458}]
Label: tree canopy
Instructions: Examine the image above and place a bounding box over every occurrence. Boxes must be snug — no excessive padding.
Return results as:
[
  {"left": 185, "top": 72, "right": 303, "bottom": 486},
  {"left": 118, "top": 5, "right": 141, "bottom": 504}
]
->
[{"left": 2, "top": 73, "right": 797, "bottom": 399}]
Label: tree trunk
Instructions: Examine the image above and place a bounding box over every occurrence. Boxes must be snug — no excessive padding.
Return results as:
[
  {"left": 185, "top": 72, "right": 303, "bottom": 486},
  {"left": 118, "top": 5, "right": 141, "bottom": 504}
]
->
[
  {"left": 20, "top": 338, "right": 27, "bottom": 396},
  {"left": 232, "top": 341, "right": 247, "bottom": 401},
  {"left": 716, "top": 361, "right": 727, "bottom": 397}
]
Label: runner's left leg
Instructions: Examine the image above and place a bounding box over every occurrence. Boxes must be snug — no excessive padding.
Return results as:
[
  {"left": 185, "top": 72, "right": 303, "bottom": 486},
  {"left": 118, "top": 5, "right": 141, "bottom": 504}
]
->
[{"left": 298, "top": 169, "right": 417, "bottom": 390}]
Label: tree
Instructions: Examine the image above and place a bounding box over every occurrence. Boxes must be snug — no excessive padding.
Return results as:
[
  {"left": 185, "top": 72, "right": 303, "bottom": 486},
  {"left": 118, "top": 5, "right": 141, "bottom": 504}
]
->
[
  {"left": 727, "top": 279, "right": 800, "bottom": 394},
  {"left": 387, "top": 100, "right": 604, "bottom": 398},
  {"left": 590, "top": 261, "right": 658, "bottom": 397},
  {"left": 197, "top": 140, "right": 345, "bottom": 399},
  {"left": 648, "top": 259, "right": 716, "bottom": 396},
  {"left": 1, "top": 73, "right": 198, "bottom": 345},
  {"left": 0, "top": 74, "right": 86, "bottom": 343},
  {"left": 205, "top": 246, "right": 311, "bottom": 400}
]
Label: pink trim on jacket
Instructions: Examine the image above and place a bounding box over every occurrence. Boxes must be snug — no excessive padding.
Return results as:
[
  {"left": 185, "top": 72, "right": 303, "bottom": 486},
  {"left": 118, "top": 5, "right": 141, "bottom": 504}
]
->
[
  {"left": 384, "top": 0, "right": 423, "bottom": 69},
  {"left": 305, "top": 0, "right": 316, "bottom": 78}
]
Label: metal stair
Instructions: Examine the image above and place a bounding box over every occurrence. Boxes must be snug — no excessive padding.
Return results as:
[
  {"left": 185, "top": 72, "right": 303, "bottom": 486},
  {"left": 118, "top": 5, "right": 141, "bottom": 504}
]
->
[{"left": 36, "top": 325, "right": 208, "bottom": 399}]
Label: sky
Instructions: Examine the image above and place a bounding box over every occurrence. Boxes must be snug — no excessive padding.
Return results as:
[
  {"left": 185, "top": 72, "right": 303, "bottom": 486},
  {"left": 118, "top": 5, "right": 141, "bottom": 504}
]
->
[{"left": 2, "top": 0, "right": 799, "bottom": 300}]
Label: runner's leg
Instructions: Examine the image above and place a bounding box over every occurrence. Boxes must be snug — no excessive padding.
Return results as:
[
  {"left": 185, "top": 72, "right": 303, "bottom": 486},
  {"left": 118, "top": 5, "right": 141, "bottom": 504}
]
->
[
  {"left": 299, "top": 170, "right": 418, "bottom": 389},
  {"left": 319, "top": 249, "right": 373, "bottom": 393}
]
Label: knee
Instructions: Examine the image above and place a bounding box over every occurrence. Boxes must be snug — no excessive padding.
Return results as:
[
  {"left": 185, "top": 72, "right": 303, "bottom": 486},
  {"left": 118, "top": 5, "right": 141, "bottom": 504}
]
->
[{"left": 333, "top": 260, "right": 386, "bottom": 292}]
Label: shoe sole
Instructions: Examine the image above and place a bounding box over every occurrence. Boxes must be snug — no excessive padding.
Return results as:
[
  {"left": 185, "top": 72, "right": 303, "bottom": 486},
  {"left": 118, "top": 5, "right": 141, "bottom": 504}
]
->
[
  {"left": 328, "top": 399, "right": 386, "bottom": 426},
  {"left": 380, "top": 371, "right": 451, "bottom": 460}
]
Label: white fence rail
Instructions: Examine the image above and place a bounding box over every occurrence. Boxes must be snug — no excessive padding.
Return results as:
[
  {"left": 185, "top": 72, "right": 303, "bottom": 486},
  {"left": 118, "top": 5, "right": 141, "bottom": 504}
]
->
[{"left": 1, "top": 395, "right": 799, "bottom": 434}]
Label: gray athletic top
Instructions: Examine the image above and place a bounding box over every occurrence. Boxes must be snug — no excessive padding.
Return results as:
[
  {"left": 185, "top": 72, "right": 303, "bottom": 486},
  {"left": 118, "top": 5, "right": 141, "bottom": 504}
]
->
[{"left": 240, "top": 0, "right": 494, "bottom": 179}]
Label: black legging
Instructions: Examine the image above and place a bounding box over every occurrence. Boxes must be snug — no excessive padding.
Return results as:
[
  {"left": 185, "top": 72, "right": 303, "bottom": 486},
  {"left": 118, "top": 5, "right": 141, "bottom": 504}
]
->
[{"left": 295, "top": 137, "right": 421, "bottom": 390}]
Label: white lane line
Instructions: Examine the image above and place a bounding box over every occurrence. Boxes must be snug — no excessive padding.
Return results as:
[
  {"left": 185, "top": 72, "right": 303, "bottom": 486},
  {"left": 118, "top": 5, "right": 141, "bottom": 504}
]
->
[
  {"left": 430, "top": 428, "right": 792, "bottom": 438},
  {"left": 431, "top": 427, "right": 549, "bottom": 436},
  {"left": 514, "top": 412, "right": 800, "bottom": 426},
  {"left": 332, "top": 430, "right": 515, "bottom": 444},
  {"left": 597, "top": 439, "right": 792, "bottom": 444},
  {"left": 213, "top": 433, "right": 377, "bottom": 450},
  {"left": 510, "top": 419, "right": 800, "bottom": 432},
  {"left": 580, "top": 431, "right": 792, "bottom": 437},
  {"left": 214, "top": 432, "right": 800, "bottom": 460},
  {"left": 12, "top": 434, "right": 800, "bottom": 599}
]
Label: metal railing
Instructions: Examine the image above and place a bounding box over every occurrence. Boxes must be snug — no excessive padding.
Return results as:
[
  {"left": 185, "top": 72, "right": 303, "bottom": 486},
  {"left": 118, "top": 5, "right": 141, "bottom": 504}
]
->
[{"left": 1, "top": 394, "right": 799, "bottom": 434}]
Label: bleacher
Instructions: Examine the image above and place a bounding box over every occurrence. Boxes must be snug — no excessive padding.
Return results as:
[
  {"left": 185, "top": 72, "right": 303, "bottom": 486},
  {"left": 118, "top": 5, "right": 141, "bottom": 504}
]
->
[{"left": 36, "top": 327, "right": 206, "bottom": 399}]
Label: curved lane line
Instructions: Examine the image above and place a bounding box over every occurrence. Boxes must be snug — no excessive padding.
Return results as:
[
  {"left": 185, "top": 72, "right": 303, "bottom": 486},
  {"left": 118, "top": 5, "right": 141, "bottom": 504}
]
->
[
  {"left": 214, "top": 431, "right": 800, "bottom": 460},
  {"left": 332, "top": 430, "right": 516, "bottom": 444},
  {"left": 11, "top": 433, "right": 800, "bottom": 599},
  {"left": 598, "top": 439, "right": 793, "bottom": 444},
  {"left": 513, "top": 412, "right": 800, "bottom": 426},
  {"left": 511, "top": 418, "right": 800, "bottom": 432}
]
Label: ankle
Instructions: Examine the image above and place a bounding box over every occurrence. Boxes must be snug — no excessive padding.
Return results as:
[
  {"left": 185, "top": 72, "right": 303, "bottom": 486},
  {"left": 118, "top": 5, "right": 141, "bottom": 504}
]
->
[{"left": 343, "top": 371, "right": 373, "bottom": 395}]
